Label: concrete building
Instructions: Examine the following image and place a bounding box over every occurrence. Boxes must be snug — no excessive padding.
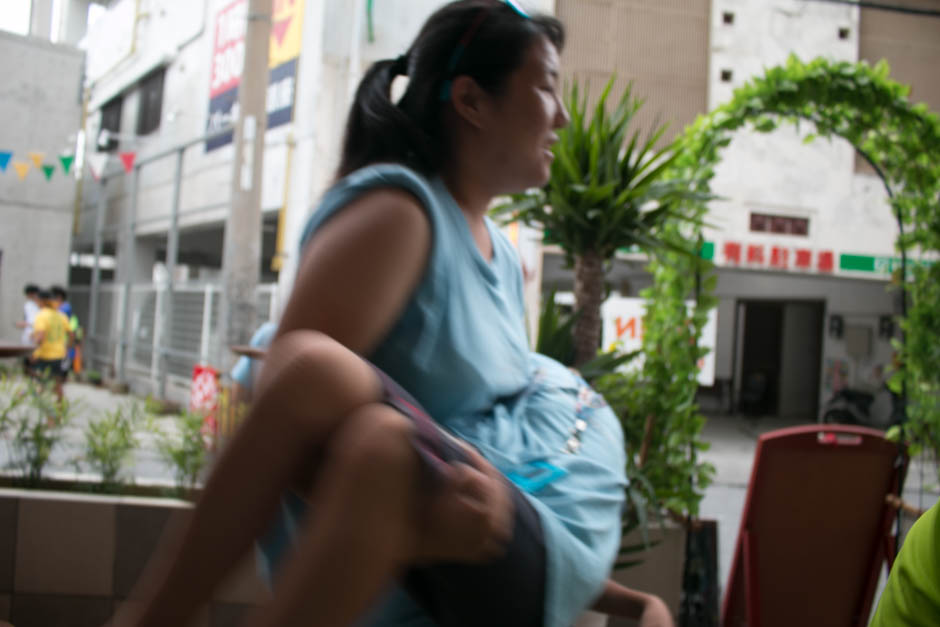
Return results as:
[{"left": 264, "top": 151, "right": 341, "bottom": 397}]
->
[
  {"left": 0, "top": 25, "right": 84, "bottom": 344},
  {"left": 68, "top": 0, "right": 939, "bottom": 411},
  {"left": 555, "top": 0, "right": 940, "bottom": 421}
]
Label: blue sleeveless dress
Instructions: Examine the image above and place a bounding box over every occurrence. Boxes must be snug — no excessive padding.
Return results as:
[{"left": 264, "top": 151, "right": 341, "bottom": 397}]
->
[{"left": 265, "top": 164, "right": 627, "bottom": 627}]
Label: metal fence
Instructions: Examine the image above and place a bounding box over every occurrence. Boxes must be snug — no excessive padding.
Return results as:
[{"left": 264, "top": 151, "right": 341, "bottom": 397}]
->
[{"left": 70, "top": 283, "right": 277, "bottom": 400}]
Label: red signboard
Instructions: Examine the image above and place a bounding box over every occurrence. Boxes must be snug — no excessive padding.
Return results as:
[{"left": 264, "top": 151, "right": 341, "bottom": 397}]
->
[{"left": 210, "top": 0, "right": 247, "bottom": 99}]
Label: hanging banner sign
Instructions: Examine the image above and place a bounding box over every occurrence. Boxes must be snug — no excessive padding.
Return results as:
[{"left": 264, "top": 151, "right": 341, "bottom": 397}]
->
[
  {"left": 41, "top": 164, "right": 55, "bottom": 180},
  {"left": 27, "top": 152, "right": 44, "bottom": 169},
  {"left": 0, "top": 152, "right": 11, "bottom": 171},
  {"left": 205, "top": 0, "right": 304, "bottom": 151}
]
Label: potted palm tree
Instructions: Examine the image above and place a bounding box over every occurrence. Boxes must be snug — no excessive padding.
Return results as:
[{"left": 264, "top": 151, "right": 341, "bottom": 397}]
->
[
  {"left": 494, "top": 78, "right": 703, "bottom": 366},
  {"left": 496, "top": 78, "right": 716, "bottom": 622}
]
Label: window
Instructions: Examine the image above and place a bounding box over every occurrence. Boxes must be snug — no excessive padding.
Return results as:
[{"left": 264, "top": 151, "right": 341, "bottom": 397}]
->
[
  {"left": 99, "top": 96, "right": 123, "bottom": 152},
  {"left": 838, "top": 27, "right": 850, "bottom": 40},
  {"left": 723, "top": 11, "right": 735, "bottom": 25},
  {"left": 720, "top": 69, "right": 733, "bottom": 82},
  {"left": 750, "top": 213, "right": 809, "bottom": 236},
  {"left": 136, "top": 67, "right": 165, "bottom": 135}
]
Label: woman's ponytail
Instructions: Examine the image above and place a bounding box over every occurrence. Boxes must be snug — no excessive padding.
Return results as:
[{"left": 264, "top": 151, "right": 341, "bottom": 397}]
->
[{"left": 335, "top": 53, "right": 435, "bottom": 178}]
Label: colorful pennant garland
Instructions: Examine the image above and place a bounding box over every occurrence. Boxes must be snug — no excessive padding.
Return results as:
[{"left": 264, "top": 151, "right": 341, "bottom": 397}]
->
[
  {"left": 87, "top": 152, "right": 109, "bottom": 181},
  {"left": 13, "top": 162, "right": 30, "bottom": 180},
  {"left": 0, "top": 149, "right": 136, "bottom": 181},
  {"left": 119, "top": 152, "right": 136, "bottom": 173}
]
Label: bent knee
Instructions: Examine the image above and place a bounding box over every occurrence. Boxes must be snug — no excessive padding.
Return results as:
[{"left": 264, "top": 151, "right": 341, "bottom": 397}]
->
[
  {"left": 329, "top": 404, "right": 418, "bottom": 476},
  {"left": 252, "top": 330, "right": 382, "bottom": 421}
]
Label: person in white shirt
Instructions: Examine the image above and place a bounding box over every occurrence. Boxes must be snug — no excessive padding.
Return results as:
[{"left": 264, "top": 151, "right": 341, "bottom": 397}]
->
[{"left": 15, "top": 284, "right": 41, "bottom": 372}]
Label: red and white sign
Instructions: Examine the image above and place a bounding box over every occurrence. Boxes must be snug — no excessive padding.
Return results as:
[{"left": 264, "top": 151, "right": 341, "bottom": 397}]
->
[
  {"left": 190, "top": 365, "right": 220, "bottom": 445},
  {"left": 600, "top": 297, "right": 718, "bottom": 386},
  {"left": 210, "top": 0, "right": 248, "bottom": 99},
  {"left": 721, "top": 240, "right": 835, "bottom": 274}
]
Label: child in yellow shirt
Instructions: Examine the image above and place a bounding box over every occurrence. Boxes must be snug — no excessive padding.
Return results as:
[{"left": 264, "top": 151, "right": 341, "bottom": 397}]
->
[{"left": 31, "top": 289, "right": 72, "bottom": 402}]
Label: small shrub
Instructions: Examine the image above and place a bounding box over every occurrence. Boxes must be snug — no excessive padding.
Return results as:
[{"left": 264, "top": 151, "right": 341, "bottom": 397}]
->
[
  {"left": 81, "top": 403, "right": 148, "bottom": 489},
  {"left": 154, "top": 408, "right": 214, "bottom": 497},
  {"left": 3, "top": 379, "right": 78, "bottom": 484}
]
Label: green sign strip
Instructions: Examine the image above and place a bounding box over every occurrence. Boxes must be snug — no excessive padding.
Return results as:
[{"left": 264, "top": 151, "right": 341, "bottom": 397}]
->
[
  {"left": 840, "top": 253, "right": 933, "bottom": 275},
  {"left": 700, "top": 241, "right": 715, "bottom": 261},
  {"left": 840, "top": 254, "right": 875, "bottom": 272}
]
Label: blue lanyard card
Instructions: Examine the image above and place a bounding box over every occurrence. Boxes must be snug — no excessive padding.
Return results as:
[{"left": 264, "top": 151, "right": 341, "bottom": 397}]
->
[{"left": 505, "top": 460, "right": 568, "bottom": 494}]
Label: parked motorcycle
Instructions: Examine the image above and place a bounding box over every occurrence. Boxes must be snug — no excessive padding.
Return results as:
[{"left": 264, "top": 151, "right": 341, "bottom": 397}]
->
[{"left": 820, "top": 384, "right": 902, "bottom": 430}]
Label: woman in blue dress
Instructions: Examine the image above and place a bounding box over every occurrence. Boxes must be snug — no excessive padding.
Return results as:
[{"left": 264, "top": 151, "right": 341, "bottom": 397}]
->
[{"left": 119, "top": 2, "right": 671, "bottom": 626}]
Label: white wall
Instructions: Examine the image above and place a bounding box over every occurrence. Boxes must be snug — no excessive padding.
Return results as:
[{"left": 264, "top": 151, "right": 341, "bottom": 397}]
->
[
  {"left": 707, "top": 0, "right": 898, "bottom": 273},
  {"left": 0, "top": 32, "right": 83, "bottom": 341}
]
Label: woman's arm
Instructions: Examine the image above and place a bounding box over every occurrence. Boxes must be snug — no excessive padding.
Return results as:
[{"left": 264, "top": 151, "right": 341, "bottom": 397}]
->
[
  {"left": 592, "top": 580, "right": 674, "bottom": 627},
  {"left": 274, "top": 187, "right": 431, "bottom": 356}
]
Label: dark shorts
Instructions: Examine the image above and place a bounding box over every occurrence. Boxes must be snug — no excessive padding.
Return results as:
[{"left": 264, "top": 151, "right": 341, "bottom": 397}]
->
[
  {"left": 31, "top": 359, "right": 64, "bottom": 380},
  {"left": 258, "top": 366, "right": 547, "bottom": 627},
  {"left": 371, "top": 366, "right": 547, "bottom": 627}
]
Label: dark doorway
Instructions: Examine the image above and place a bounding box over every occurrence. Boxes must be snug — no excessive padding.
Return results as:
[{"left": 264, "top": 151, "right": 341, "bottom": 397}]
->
[
  {"left": 735, "top": 300, "right": 825, "bottom": 419},
  {"left": 738, "top": 302, "right": 784, "bottom": 415}
]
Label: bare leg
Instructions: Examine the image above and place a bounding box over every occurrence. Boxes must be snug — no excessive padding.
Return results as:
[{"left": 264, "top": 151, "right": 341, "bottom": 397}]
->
[
  {"left": 243, "top": 403, "right": 422, "bottom": 627},
  {"left": 125, "top": 330, "right": 385, "bottom": 626}
]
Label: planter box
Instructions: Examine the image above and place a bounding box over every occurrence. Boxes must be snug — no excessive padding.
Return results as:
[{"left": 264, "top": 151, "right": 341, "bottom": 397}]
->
[
  {"left": 609, "top": 518, "right": 687, "bottom": 627},
  {"left": 575, "top": 518, "right": 689, "bottom": 627},
  {"left": 0, "top": 488, "right": 268, "bottom": 626}
]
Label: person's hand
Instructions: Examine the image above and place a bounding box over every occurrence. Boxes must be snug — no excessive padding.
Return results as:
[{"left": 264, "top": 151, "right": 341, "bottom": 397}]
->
[
  {"left": 638, "top": 594, "right": 674, "bottom": 627},
  {"left": 413, "top": 444, "right": 514, "bottom": 564}
]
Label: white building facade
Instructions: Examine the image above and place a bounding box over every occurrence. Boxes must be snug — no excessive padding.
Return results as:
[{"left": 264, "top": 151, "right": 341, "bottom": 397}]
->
[{"left": 557, "top": 0, "right": 937, "bottom": 421}]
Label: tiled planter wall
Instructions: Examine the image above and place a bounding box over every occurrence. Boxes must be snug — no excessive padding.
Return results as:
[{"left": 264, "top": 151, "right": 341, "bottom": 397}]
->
[{"left": 0, "top": 488, "right": 269, "bottom": 627}]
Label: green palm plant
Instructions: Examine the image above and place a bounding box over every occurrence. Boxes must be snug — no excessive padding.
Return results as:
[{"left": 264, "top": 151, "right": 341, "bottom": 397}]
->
[{"left": 494, "top": 78, "right": 705, "bottom": 365}]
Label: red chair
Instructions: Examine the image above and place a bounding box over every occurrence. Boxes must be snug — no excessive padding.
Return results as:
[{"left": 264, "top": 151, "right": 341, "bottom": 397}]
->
[{"left": 721, "top": 425, "right": 904, "bottom": 627}]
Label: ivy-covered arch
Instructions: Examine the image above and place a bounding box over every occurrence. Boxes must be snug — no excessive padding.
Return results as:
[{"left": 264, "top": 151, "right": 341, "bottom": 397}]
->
[{"left": 662, "top": 55, "right": 940, "bottom": 472}]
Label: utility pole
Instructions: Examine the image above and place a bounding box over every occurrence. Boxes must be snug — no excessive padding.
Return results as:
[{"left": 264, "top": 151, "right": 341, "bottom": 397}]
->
[{"left": 219, "top": 0, "right": 272, "bottom": 366}]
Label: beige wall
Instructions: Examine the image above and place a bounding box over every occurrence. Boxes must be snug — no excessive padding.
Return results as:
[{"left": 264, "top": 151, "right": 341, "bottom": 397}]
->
[
  {"left": 857, "top": 1, "right": 940, "bottom": 172},
  {"left": 556, "top": 0, "right": 710, "bottom": 142}
]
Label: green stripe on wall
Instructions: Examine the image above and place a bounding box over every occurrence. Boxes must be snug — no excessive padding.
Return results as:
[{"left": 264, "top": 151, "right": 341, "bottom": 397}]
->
[
  {"left": 840, "top": 254, "right": 876, "bottom": 272},
  {"left": 700, "top": 241, "right": 715, "bottom": 261}
]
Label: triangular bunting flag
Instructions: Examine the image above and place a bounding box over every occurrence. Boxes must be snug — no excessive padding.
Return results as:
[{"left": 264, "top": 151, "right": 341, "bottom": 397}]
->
[
  {"left": 119, "top": 152, "right": 136, "bottom": 173},
  {"left": 42, "top": 164, "right": 55, "bottom": 180},
  {"left": 87, "top": 152, "right": 109, "bottom": 181},
  {"left": 59, "top": 154, "right": 74, "bottom": 174},
  {"left": 13, "top": 161, "right": 30, "bottom": 180},
  {"left": 0, "top": 151, "right": 11, "bottom": 171},
  {"left": 28, "top": 152, "right": 44, "bottom": 169}
]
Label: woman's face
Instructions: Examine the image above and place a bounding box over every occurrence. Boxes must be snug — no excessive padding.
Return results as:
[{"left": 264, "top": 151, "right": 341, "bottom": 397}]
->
[{"left": 481, "top": 36, "right": 570, "bottom": 193}]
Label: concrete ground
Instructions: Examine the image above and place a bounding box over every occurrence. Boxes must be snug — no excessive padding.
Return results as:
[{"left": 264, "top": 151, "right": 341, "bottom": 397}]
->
[{"left": 2, "top": 379, "right": 938, "bottom": 614}]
